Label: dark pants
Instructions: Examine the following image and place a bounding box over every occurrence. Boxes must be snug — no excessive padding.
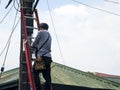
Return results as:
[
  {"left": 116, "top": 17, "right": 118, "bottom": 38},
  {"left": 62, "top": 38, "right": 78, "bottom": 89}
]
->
[{"left": 33, "top": 56, "right": 52, "bottom": 90}]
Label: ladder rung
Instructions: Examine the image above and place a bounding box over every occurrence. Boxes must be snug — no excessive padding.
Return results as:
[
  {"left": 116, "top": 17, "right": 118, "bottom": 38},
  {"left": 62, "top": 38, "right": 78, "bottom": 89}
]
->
[
  {"left": 21, "top": 71, "right": 28, "bottom": 74},
  {"left": 21, "top": 71, "right": 33, "bottom": 74},
  {"left": 22, "top": 7, "right": 32, "bottom": 9},
  {"left": 26, "top": 26, "right": 38, "bottom": 30},
  {"left": 25, "top": 13, "right": 33, "bottom": 16},
  {"left": 22, "top": 82, "right": 30, "bottom": 84},
  {"left": 24, "top": 16, "right": 36, "bottom": 19},
  {"left": 21, "top": 61, "right": 27, "bottom": 64}
]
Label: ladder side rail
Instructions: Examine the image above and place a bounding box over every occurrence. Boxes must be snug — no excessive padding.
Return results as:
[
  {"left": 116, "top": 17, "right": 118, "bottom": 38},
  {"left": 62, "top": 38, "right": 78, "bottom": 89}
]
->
[
  {"left": 21, "top": 7, "right": 36, "bottom": 90},
  {"left": 35, "top": 9, "right": 40, "bottom": 30}
]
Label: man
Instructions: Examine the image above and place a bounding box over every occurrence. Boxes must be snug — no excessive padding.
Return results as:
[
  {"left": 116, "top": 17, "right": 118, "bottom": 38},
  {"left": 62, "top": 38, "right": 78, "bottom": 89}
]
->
[{"left": 31, "top": 23, "right": 52, "bottom": 90}]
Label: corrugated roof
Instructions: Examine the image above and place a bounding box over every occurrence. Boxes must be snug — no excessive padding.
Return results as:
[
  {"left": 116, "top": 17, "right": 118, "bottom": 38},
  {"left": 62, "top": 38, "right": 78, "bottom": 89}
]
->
[
  {"left": 0, "top": 62, "right": 120, "bottom": 90},
  {"left": 0, "top": 68, "right": 19, "bottom": 84}
]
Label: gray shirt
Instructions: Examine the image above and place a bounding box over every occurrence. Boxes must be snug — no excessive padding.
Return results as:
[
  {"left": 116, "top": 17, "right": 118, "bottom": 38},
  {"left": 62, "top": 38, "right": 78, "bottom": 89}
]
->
[{"left": 32, "top": 30, "right": 52, "bottom": 57}]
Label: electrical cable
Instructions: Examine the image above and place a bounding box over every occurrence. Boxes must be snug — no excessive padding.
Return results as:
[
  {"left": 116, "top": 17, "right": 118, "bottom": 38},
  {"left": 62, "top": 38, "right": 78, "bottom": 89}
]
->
[
  {"left": 5, "top": 0, "right": 13, "bottom": 9},
  {"left": 0, "top": 2, "right": 14, "bottom": 56},
  {"left": 13, "top": 0, "right": 20, "bottom": 12},
  {"left": 16, "top": 0, "right": 20, "bottom": 10},
  {"left": 16, "top": 0, "right": 20, "bottom": 6},
  {"left": 2, "top": 41, "right": 11, "bottom": 67},
  {"left": 0, "top": 7, "right": 20, "bottom": 78},
  {"left": 0, "top": 18, "right": 20, "bottom": 78},
  {"left": 20, "top": 0, "right": 23, "bottom": 6},
  {"left": 0, "top": 7, "right": 19, "bottom": 57},
  {"left": 71, "top": 0, "right": 120, "bottom": 16},
  {"left": 0, "top": 39, "right": 11, "bottom": 79},
  {"left": 104, "top": 0, "right": 120, "bottom": 4},
  {"left": 0, "top": 4, "right": 14, "bottom": 24},
  {"left": 0, "top": 41, "right": 9, "bottom": 57},
  {"left": 0, "top": 1, "right": 19, "bottom": 57},
  {"left": 46, "top": 0, "right": 65, "bottom": 65}
]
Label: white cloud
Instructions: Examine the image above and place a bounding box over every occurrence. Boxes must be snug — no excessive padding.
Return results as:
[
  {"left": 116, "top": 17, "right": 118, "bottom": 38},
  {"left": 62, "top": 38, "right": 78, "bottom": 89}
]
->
[
  {"left": 47, "top": 4, "right": 120, "bottom": 75},
  {"left": 54, "top": 5, "right": 90, "bottom": 18}
]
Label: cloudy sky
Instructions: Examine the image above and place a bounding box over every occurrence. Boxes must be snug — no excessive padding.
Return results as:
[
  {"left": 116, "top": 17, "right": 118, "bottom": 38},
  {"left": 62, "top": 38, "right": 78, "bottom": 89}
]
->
[{"left": 0, "top": 0, "right": 120, "bottom": 75}]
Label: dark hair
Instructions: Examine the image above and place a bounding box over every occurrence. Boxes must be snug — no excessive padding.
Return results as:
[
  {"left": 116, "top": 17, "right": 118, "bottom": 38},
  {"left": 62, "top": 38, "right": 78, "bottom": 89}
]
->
[{"left": 39, "top": 23, "right": 49, "bottom": 30}]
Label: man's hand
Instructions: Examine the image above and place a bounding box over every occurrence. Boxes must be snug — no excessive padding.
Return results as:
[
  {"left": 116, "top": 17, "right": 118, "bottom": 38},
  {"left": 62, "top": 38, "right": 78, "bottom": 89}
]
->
[{"left": 37, "top": 56, "right": 42, "bottom": 62}]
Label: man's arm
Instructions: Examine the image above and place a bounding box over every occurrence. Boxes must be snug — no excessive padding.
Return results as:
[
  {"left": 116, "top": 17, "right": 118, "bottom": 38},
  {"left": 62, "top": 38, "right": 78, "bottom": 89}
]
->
[{"left": 31, "top": 32, "right": 41, "bottom": 48}]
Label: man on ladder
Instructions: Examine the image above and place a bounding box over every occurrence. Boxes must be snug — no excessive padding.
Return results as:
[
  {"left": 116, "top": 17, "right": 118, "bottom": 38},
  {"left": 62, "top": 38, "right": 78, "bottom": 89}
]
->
[{"left": 31, "top": 23, "right": 52, "bottom": 90}]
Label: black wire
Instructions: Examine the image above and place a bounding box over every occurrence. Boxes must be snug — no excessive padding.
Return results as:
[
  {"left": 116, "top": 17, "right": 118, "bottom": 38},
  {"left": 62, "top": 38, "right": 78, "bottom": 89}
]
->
[
  {"left": 46, "top": 0, "right": 65, "bottom": 65},
  {"left": 71, "top": 0, "right": 120, "bottom": 16},
  {"left": 0, "top": 67, "right": 4, "bottom": 78},
  {"left": 0, "top": 3, "right": 13, "bottom": 24}
]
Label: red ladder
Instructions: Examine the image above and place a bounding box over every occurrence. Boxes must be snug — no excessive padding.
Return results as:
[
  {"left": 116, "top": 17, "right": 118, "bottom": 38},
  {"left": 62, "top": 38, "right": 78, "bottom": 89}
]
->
[{"left": 21, "top": 7, "right": 40, "bottom": 90}]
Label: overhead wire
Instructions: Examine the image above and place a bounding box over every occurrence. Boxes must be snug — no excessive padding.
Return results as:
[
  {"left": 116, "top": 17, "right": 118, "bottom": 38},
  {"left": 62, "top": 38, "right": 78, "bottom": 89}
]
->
[
  {"left": 71, "top": 0, "right": 120, "bottom": 16},
  {"left": 0, "top": 39, "right": 11, "bottom": 79},
  {"left": 0, "top": 6, "right": 14, "bottom": 56},
  {"left": 0, "top": 2, "right": 14, "bottom": 24},
  {"left": 0, "top": 4, "right": 20, "bottom": 78},
  {"left": 0, "top": 17, "right": 20, "bottom": 79},
  {"left": 0, "top": 40, "right": 10, "bottom": 57},
  {"left": 104, "top": 0, "right": 120, "bottom": 4},
  {"left": 2, "top": 41, "right": 11, "bottom": 68},
  {"left": 46, "top": 0, "right": 65, "bottom": 65},
  {"left": 0, "top": 0, "right": 19, "bottom": 57},
  {"left": 13, "top": 0, "right": 20, "bottom": 12},
  {"left": 16, "top": 0, "right": 20, "bottom": 7}
]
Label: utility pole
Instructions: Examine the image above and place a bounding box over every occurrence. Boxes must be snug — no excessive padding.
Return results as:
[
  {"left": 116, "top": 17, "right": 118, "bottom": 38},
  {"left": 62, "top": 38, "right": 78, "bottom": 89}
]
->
[{"left": 19, "top": 0, "right": 38, "bottom": 90}]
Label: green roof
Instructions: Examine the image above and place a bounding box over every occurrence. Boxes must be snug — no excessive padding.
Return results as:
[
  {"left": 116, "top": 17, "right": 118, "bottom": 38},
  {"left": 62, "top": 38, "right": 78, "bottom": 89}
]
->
[{"left": 0, "top": 62, "right": 120, "bottom": 90}]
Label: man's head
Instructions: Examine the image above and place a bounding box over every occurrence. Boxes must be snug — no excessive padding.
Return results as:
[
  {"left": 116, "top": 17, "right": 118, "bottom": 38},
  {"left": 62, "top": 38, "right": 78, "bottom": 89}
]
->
[{"left": 39, "top": 23, "right": 49, "bottom": 30}]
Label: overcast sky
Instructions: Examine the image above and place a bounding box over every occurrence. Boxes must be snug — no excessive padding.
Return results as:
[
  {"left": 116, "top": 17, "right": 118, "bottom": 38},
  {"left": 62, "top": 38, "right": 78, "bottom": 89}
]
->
[{"left": 0, "top": 0, "right": 120, "bottom": 75}]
